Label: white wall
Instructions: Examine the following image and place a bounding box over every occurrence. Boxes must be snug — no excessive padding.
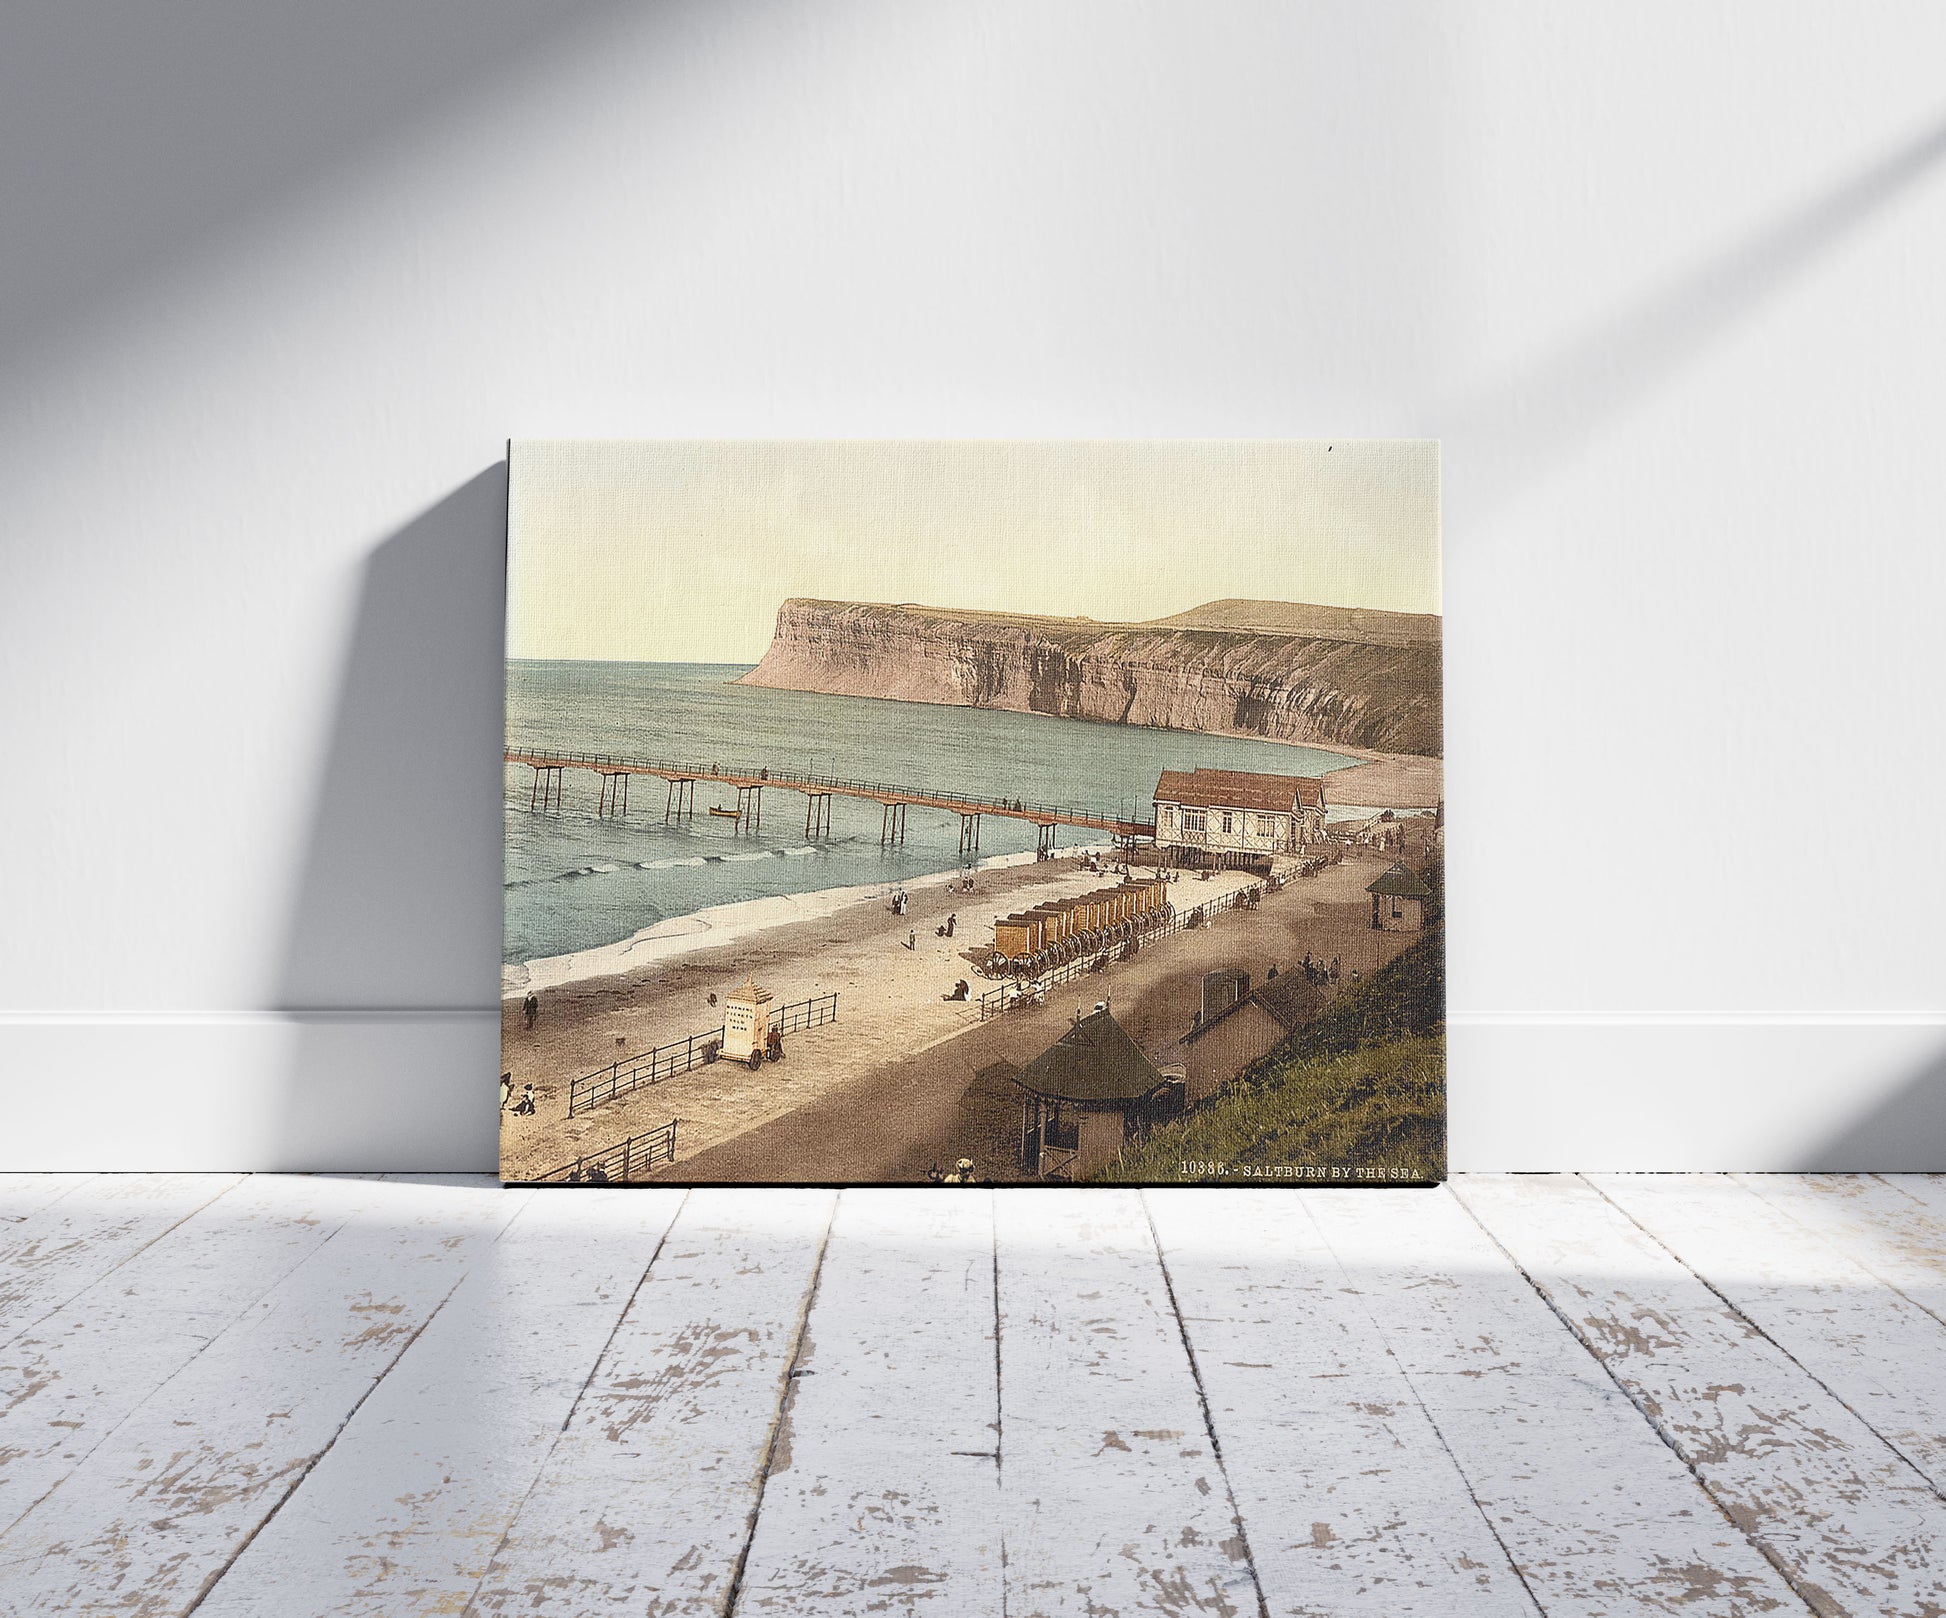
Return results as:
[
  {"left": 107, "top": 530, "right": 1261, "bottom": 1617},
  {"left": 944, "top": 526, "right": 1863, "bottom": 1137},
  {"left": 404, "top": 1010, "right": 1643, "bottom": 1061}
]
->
[{"left": 4, "top": 1, "right": 1943, "bottom": 1170}]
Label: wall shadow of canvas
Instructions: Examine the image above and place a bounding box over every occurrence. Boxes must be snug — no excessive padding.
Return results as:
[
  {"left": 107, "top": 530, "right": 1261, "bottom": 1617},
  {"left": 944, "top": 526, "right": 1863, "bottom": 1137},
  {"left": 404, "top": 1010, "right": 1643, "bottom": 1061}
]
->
[{"left": 270, "top": 466, "right": 507, "bottom": 1170}]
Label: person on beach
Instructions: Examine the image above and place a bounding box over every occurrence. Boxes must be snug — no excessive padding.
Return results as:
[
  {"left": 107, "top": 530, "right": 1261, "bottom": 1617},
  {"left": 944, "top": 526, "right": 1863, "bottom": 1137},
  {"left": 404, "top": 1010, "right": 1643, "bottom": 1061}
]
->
[
  {"left": 500, "top": 1072, "right": 514, "bottom": 1110},
  {"left": 907, "top": 929, "right": 917, "bottom": 951},
  {"left": 515, "top": 1083, "right": 537, "bottom": 1116},
  {"left": 946, "top": 913, "right": 956, "bottom": 937},
  {"left": 523, "top": 990, "right": 539, "bottom": 1031}
]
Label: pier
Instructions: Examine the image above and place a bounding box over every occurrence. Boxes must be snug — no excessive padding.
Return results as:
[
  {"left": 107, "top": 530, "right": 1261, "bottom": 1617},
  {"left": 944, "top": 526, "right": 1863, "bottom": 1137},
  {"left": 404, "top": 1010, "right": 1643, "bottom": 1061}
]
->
[{"left": 505, "top": 747, "right": 1158, "bottom": 849}]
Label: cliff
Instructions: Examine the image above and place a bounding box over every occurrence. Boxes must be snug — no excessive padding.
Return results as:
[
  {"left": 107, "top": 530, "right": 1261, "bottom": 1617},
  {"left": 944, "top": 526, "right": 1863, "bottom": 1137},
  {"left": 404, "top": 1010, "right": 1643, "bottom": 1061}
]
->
[{"left": 738, "top": 599, "right": 1442, "bottom": 757}]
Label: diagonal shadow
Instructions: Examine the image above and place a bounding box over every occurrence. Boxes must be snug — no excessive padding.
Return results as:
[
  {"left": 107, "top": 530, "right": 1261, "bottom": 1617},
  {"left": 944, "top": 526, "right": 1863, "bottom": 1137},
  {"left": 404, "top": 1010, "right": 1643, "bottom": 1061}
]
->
[
  {"left": 268, "top": 465, "right": 508, "bottom": 1169},
  {"left": 1794, "top": 1044, "right": 1946, "bottom": 1172},
  {"left": 0, "top": 0, "right": 658, "bottom": 376},
  {"left": 1448, "top": 110, "right": 1946, "bottom": 513}
]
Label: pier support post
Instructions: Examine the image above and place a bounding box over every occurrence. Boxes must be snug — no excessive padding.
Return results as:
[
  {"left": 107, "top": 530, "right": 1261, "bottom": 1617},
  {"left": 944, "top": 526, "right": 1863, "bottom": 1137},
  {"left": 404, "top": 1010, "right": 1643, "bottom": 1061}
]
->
[
  {"left": 880, "top": 801, "right": 908, "bottom": 846},
  {"left": 805, "top": 792, "right": 832, "bottom": 837},
  {"left": 736, "top": 784, "right": 763, "bottom": 830},
  {"left": 531, "top": 765, "right": 564, "bottom": 812},
  {"left": 959, "top": 813, "right": 981, "bottom": 856},
  {"left": 1036, "top": 822, "right": 1057, "bottom": 860},
  {"left": 664, "top": 778, "right": 695, "bottom": 824},
  {"left": 598, "top": 772, "right": 630, "bottom": 817}
]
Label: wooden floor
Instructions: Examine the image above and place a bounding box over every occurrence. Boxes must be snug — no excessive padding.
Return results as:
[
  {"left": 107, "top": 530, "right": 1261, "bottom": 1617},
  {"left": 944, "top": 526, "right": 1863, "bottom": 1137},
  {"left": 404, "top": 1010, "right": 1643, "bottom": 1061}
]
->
[{"left": 2, "top": 1176, "right": 1944, "bottom": 1616}]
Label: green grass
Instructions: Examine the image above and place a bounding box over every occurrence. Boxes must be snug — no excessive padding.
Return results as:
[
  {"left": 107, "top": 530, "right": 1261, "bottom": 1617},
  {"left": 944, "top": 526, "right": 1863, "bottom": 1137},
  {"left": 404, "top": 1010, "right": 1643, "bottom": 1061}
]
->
[
  {"left": 1287, "top": 925, "right": 1443, "bottom": 1059},
  {"left": 1099, "top": 930, "right": 1447, "bottom": 1185}
]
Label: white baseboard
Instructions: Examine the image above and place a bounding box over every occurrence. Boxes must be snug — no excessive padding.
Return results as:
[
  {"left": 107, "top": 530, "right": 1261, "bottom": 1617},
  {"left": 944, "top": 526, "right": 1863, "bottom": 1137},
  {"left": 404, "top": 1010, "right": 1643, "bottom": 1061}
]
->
[
  {"left": 1448, "top": 1017, "right": 1946, "bottom": 1171},
  {"left": 2, "top": 1013, "right": 1941, "bottom": 1173},
  {"left": 0, "top": 1013, "right": 500, "bottom": 1173}
]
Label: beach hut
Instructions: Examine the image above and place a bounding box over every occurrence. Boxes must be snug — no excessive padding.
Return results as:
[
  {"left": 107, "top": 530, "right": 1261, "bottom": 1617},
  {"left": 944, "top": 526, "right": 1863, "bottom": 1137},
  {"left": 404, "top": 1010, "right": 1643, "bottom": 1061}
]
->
[
  {"left": 994, "top": 912, "right": 1041, "bottom": 961},
  {"left": 1367, "top": 861, "right": 1433, "bottom": 932},
  {"left": 1007, "top": 1007, "right": 1178, "bottom": 1179},
  {"left": 1179, "top": 972, "right": 1325, "bottom": 1102},
  {"left": 988, "top": 878, "right": 1172, "bottom": 965}
]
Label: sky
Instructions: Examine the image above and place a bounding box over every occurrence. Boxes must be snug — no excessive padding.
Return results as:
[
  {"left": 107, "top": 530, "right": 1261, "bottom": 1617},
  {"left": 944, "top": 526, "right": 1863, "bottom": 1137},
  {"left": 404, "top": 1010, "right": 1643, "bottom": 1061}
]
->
[{"left": 506, "top": 439, "right": 1440, "bottom": 664}]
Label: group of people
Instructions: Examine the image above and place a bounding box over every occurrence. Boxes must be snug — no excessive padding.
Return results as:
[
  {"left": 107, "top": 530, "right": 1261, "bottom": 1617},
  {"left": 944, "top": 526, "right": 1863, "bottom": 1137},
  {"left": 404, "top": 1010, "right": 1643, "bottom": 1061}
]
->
[
  {"left": 1268, "top": 952, "right": 1345, "bottom": 989},
  {"left": 889, "top": 888, "right": 909, "bottom": 915}
]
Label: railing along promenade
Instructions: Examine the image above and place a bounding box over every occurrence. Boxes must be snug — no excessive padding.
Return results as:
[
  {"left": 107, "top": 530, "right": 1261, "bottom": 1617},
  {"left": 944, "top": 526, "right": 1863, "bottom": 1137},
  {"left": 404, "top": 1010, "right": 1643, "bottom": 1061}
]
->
[
  {"left": 530, "top": 1121, "right": 679, "bottom": 1183},
  {"left": 568, "top": 992, "right": 841, "bottom": 1116},
  {"left": 506, "top": 747, "right": 1157, "bottom": 838}
]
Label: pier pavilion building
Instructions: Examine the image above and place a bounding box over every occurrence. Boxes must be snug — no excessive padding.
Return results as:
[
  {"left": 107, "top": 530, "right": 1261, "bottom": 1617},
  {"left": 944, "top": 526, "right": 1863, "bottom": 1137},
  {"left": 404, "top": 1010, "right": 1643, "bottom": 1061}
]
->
[{"left": 1152, "top": 767, "right": 1327, "bottom": 863}]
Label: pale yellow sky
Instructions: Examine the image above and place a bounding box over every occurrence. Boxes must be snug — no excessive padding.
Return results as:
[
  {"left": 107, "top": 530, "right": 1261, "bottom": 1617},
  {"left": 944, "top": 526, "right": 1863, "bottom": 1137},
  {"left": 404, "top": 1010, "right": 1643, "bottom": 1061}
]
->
[{"left": 507, "top": 440, "right": 1439, "bottom": 663}]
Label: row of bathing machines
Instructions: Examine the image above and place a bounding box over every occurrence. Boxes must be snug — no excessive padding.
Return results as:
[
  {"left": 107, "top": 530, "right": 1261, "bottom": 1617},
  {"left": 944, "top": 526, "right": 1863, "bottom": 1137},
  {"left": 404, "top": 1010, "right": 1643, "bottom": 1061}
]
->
[{"left": 987, "top": 877, "right": 1172, "bottom": 973}]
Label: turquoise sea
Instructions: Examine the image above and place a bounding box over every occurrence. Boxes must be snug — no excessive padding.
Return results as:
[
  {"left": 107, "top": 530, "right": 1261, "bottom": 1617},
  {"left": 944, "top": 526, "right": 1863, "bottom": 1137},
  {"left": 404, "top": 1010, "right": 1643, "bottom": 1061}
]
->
[{"left": 503, "top": 662, "right": 1361, "bottom": 966}]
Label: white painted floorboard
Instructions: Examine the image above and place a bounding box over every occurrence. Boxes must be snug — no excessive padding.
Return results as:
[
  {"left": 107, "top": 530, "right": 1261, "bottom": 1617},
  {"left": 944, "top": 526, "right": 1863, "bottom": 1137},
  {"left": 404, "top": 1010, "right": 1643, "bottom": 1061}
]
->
[
  {"left": 732, "top": 1189, "right": 1002, "bottom": 1616},
  {"left": 1311, "top": 1188, "right": 1808, "bottom": 1615},
  {"left": 193, "top": 1186, "right": 686, "bottom": 1617},
  {"left": 0, "top": 1174, "right": 1940, "bottom": 1617},
  {"left": 1149, "top": 1189, "right": 1541, "bottom": 1616},
  {"left": 997, "top": 1189, "right": 1263, "bottom": 1618},
  {"left": 1458, "top": 1174, "right": 1946, "bottom": 1616}
]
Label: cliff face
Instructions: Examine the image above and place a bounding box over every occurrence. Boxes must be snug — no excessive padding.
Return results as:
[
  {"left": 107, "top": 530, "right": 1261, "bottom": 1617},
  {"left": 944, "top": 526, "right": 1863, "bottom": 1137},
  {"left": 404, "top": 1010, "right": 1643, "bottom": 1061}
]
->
[{"left": 738, "top": 600, "right": 1442, "bottom": 757}]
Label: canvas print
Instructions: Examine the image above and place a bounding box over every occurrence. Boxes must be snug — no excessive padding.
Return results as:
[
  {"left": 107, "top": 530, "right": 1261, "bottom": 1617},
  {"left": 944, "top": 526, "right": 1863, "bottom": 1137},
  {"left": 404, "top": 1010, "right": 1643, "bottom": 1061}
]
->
[{"left": 502, "top": 441, "right": 1443, "bottom": 1185}]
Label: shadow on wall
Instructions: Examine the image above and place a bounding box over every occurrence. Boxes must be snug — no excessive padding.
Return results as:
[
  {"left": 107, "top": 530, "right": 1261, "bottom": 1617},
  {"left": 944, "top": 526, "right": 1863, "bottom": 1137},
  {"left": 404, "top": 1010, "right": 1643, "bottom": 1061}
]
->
[
  {"left": 271, "top": 465, "right": 508, "bottom": 1171},
  {"left": 1796, "top": 1047, "right": 1946, "bottom": 1173},
  {"left": 1447, "top": 110, "right": 1946, "bottom": 515},
  {"left": 0, "top": 1, "right": 645, "bottom": 376}
]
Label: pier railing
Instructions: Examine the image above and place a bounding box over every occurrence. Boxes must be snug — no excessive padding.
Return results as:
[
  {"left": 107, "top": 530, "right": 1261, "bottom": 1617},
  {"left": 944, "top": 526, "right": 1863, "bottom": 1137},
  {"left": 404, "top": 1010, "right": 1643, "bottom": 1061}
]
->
[
  {"left": 531, "top": 1120, "right": 678, "bottom": 1182},
  {"left": 505, "top": 746, "right": 1155, "bottom": 833},
  {"left": 568, "top": 992, "right": 841, "bottom": 1116}
]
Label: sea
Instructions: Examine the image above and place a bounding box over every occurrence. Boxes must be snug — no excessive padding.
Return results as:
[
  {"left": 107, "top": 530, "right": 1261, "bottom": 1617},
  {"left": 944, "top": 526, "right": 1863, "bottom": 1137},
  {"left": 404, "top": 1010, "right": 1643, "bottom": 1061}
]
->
[{"left": 504, "top": 661, "right": 1365, "bottom": 967}]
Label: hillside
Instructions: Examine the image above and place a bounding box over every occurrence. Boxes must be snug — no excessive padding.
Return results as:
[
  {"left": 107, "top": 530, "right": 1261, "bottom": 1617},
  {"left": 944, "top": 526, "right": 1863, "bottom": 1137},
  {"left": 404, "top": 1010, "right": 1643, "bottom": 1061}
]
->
[
  {"left": 1101, "top": 928, "right": 1448, "bottom": 1185},
  {"left": 737, "top": 598, "right": 1443, "bottom": 757},
  {"left": 1155, "top": 597, "right": 1441, "bottom": 647}
]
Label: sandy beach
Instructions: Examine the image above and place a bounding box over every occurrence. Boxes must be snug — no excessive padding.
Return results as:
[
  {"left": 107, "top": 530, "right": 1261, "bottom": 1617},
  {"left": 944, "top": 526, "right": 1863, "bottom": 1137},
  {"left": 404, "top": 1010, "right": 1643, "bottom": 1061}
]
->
[
  {"left": 499, "top": 851, "right": 1248, "bottom": 1179},
  {"left": 665, "top": 845, "right": 1420, "bottom": 1185},
  {"left": 499, "top": 843, "right": 1416, "bottom": 1183},
  {"left": 1316, "top": 746, "right": 1443, "bottom": 809}
]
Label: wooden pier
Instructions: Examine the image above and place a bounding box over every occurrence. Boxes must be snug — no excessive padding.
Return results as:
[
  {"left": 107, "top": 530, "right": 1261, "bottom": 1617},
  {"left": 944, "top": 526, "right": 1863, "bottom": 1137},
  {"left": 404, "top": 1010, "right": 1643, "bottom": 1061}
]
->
[{"left": 505, "top": 748, "right": 1158, "bottom": 847}]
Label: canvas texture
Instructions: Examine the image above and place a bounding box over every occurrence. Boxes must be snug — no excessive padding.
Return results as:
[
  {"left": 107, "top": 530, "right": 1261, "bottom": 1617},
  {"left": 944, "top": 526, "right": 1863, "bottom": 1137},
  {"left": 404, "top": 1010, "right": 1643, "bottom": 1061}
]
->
[{"left": 501, "top": 441, "right": 1443, "bottom": 1186}]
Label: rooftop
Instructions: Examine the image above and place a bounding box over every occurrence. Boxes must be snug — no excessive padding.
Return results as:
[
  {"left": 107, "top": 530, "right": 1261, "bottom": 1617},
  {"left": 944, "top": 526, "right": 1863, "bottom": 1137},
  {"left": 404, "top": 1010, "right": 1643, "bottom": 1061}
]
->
[
  {"left": 1367, "top": 861, "right": 1435, "bottom": 899},
  {"left": 1182, "top": 969, "right": 1325, "bottom": 1044},
  {"left": 1008, "top": 1008, "right": 1170, "bottom": 1104},
  {"left": 1155, "top": 767, "right": 1327, "bottom": 814}
]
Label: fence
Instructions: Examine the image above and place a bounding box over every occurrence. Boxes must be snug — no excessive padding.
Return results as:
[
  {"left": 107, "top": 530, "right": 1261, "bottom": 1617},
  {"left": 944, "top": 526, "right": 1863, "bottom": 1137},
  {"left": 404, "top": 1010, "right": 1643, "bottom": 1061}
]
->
[
  {"left": 533, "top": 1120, "right": 678, "bottom": 1183},
  {"left": 976, "top": 885, "right": 1264, "bottom": 1019},
  {"left": 568, "top": 992, "right": 840, "bottom": 1116}
]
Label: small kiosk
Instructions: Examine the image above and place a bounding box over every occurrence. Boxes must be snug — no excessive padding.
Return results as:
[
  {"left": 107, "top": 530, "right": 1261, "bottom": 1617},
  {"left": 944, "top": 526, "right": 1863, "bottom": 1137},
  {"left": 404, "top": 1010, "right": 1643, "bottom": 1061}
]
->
[
  {"left": 1367, "top": 862, "right": 1433, "bottom": 932},
  {"left": 723, "top": 976, "right": 775, "bottom": 1066},
  {"left": 1007, "top": 1007, "right": 1178, "bottom": 1179}
]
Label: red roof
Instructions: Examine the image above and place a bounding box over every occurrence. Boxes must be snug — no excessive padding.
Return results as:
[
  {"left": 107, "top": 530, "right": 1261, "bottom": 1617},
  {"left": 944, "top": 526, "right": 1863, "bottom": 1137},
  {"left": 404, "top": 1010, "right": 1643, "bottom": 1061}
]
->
[{"left": 1154, "top": 768, "right": 1327, "bottom": 814}]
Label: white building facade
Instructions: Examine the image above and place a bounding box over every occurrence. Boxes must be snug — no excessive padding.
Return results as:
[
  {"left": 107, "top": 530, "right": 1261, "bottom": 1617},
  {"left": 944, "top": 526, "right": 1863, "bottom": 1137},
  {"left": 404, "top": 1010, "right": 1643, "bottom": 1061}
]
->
[{"left": 1152, "top": 768, "right": 1327, "bottom": 859}]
